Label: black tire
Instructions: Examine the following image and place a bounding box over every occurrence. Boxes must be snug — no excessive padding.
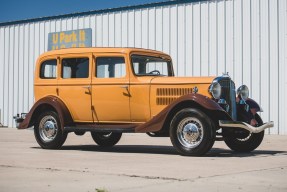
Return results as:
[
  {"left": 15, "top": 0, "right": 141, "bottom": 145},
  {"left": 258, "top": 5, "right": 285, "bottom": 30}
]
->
[
  {"left": 223, "top": 114, "right": 264, "bottom": 152},
  {"left": 34, "top": 111, "right": 67, "bottom": 149},
  {"left": 170, "top": 108, "right": 216, "bottom": 156},
  {"left": 91, "top": 132, "right": 122, "bottom": 147}
]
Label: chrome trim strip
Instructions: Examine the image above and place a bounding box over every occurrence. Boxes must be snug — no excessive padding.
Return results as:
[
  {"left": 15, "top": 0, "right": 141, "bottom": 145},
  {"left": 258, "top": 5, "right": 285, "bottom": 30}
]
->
[{"left": 219, "top": 120, "right": 274, "bottom": 133}]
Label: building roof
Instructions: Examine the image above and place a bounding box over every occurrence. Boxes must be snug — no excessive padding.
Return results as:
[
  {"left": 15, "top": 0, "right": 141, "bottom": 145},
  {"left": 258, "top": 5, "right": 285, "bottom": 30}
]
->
[{"left": 0, "top": 0, "right": 206, "bottom": 27}]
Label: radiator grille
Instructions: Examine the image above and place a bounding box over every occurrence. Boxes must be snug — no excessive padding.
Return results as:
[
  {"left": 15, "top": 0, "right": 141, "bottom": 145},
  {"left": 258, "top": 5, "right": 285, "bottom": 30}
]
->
[
  {"left": 156, "top": 97, "right": 178, "bottom": 105},
  {"left": 156, "top": 88, "right": 193, "bottom": 96},
  {"left": 218, "top": 78, "right": 237, "bottom": 120},
  {"left": 156, "top": 88, "right": 193, "bottom": 105}
]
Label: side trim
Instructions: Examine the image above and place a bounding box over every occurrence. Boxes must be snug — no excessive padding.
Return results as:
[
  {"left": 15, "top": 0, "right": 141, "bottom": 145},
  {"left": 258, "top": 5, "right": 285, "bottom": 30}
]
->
[{"left": 219, "top": 120, "right": 274, "bottom": 133}]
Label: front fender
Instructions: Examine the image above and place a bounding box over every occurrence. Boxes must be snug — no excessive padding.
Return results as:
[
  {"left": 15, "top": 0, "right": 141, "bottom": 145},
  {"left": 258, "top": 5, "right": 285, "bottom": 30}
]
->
[
  {"left": 18, "top": 96, "right": 74, "bottom": 129},
  {"left": 246, "top": 98, "right": 263, "bottom": 112},
  {"left": 135, "top": 93, "right": 231, "bottom": 133}
]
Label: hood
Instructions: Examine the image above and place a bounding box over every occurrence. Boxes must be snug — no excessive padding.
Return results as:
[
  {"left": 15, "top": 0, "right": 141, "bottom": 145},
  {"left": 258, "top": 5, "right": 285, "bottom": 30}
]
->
[{"left": 150, "top": 76, "right": 215, "bottom": 85}]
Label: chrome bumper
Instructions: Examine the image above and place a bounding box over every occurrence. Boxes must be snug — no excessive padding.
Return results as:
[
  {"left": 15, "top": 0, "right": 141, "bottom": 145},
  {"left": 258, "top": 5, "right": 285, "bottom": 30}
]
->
[{"left": 219, "top": 120, "right": 274, "bottom": 133}]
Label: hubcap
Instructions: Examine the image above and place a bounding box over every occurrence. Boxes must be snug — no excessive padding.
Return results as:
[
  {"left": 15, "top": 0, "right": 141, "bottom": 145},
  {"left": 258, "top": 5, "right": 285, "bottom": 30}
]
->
[
  {"left": 177, "top": 117, "right": 204, "bottom": 148},
  {"left": 39, "top": 115, "right": 58, "bottom": 142}
]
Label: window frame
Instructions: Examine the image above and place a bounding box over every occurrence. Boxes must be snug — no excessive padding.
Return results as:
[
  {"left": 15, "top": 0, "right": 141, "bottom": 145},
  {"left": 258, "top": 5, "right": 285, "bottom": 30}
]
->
[
  {"left": 39, "top": 59, "right": 58, "bottom": 79},
  {"left": 95, "top": 56, "right": 127, "bottom": 79},
  {"left": 130, "top": 54, "right": 174, "bottom": 77},
  {"left": 59, "top": 54, "right": 92, "bottom": 80}
]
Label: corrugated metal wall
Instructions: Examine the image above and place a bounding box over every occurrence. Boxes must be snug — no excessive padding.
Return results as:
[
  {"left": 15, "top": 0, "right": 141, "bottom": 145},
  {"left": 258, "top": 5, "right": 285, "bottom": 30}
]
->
[{"left": 0, "top": 0, "right": 286, "bottom": 134}]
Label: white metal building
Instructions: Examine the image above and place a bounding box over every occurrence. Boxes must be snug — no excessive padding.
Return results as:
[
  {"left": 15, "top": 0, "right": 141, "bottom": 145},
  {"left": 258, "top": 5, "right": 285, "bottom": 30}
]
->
[{"left": 0, "top": 0, "right": 286, "bottom": 134}]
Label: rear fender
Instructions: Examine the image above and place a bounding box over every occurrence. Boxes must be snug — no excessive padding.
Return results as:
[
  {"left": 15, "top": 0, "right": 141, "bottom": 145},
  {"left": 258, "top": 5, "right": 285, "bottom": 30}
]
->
[
  {"left": 18, "top": 96, "right": 74, "bottom": 130},
  {"left": 135, "top": 93, "right": 231, "bottom": 133}
]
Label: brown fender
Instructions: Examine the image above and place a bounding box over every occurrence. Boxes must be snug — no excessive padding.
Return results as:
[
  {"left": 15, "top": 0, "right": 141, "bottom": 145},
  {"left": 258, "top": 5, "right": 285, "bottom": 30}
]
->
[
  {"left": 18, "top": 96, "right": 74, "bottom": 129},
  {"left": 246, "top": 98, "right": 263, "bottom": 112},
  {"left": 135, "top": 93, "right": 231, "bottom": 133}
]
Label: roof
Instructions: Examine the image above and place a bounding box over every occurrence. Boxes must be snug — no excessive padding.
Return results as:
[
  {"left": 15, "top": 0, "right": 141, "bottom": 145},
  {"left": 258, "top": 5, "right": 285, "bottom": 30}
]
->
[
  {"left": 0, "top": 0, "right": 206, "bottom": 27},
  {"left": 39, "top": 47, "right": 170, "bottom": 58}
]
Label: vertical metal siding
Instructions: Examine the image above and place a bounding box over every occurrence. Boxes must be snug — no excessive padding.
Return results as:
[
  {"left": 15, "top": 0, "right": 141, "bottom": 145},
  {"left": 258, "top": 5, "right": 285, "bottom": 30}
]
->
[{"left": 0, "top": 0, "right": 286, "bottom": 134}]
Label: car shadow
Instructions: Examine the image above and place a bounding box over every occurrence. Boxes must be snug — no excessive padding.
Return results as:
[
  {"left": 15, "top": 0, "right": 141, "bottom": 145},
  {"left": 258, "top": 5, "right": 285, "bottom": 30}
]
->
[
  {"left": 206, "top": 148, "right": 287, "bottom": 157},
  {"left": 32, "top": 145, "right": 287, "bottom": 157},
  {"left": 60, "top": 145, "right": 179, "bottom": 155}
]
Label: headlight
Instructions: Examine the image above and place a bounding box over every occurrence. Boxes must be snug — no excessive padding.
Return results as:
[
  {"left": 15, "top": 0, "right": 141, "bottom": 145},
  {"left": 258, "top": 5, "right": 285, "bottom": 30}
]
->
[
  {"left": 209, "top": 82, "right": 221, "bottom": 99},
  {"left": 237, "top": 85, "right": 249, "bottom": 101}
]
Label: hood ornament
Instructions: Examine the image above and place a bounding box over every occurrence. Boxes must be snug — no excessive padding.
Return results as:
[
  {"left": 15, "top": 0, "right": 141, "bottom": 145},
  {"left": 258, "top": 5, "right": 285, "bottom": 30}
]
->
[{"left": 222, "top": 72, "right": 229, "bottom": 77}]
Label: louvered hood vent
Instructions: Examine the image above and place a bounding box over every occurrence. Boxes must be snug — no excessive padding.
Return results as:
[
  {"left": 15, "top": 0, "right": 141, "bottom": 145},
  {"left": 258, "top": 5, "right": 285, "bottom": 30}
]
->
[{"left": 156, "top": 88, "right": 193, "bottom": 105}]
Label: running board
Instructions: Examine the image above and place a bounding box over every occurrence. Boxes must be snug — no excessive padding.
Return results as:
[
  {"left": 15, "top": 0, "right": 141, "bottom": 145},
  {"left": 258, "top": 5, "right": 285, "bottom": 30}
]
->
[{"left": 64, "top": 124, "right": 138, "bottom": 133}]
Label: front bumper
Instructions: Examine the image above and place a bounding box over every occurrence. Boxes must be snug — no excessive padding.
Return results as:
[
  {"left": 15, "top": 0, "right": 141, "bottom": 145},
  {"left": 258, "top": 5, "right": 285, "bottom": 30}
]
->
[{"left": 219, "top": 120, "right": 274, "bottom": 133}]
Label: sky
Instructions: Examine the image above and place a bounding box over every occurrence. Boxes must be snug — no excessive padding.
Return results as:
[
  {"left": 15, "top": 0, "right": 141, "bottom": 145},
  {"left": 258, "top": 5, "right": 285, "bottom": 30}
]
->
[{"left": 0, "top": 0, "right": 166, "bottom": 23}]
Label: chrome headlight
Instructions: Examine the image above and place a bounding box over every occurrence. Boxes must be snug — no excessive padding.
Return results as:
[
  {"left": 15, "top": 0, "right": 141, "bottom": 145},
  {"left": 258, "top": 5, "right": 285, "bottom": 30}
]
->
[
  {"left": 237, "top": 85, "right": 249, "bottom": 101},
  {"left": 209, "top": 82, "right": 221, "bottom": 99}
]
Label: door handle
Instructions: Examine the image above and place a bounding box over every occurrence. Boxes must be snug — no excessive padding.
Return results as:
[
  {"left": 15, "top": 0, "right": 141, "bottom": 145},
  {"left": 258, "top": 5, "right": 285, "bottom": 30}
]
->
[
  {"left": 120, "top": 85, "right": 128, "bottom": 89},
  {"left": 82, "top": 86, "right": 91, "bottom": 89},
  {"left": 83, "top": 85, "right": 91, "bottom": 95}
]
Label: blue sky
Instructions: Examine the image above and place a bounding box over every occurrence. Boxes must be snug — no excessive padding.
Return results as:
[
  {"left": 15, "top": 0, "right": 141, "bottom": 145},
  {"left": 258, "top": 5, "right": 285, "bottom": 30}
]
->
[{"left": 0, "top": 0, "right": 165, "bottom": 23}]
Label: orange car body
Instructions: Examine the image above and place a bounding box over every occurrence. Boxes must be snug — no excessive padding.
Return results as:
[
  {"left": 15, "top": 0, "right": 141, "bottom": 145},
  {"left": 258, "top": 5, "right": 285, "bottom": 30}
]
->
[{"left": 14, "top": 47, "right": 274, "bottom": 155}]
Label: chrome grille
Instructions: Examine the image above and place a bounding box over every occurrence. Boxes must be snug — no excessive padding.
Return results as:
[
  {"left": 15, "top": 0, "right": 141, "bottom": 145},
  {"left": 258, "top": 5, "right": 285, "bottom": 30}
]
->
[{"left": 218, "top": 78, "right": 237, "bottom": 120}]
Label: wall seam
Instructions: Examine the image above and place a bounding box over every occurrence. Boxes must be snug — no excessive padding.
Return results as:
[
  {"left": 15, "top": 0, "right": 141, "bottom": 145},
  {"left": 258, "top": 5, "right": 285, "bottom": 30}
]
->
[
  {"left": 277, "top": 0, "right": 280, "bottom": 135},
  {"left": 268, "top": 0, "right": 271, "bottom": 134}
]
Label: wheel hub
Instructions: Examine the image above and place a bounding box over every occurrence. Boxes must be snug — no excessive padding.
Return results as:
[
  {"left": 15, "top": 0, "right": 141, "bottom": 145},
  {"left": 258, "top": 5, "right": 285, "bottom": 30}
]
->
[
  {"left": 177, "top": 117, "right": 204, "bottom": 148},
  {"left": 43, "top": 121, "right": 56, "bottom": 137},
  {"left": 182, "top": 123, "right": 200, "bottom": 142},
  {"left": 39, "top": 115, "right": 58, "bottom": 142}
]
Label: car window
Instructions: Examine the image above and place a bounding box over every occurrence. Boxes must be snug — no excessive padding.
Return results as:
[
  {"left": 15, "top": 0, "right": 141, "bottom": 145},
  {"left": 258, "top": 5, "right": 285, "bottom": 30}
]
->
[
  {"left": 131, "top": 55, "right": 171, "bottom": 76},
  {"left": 96, "top": 57, "right": 126, "bottom": 78},
  {"left": 62, "top": 58, "right": 89, "bottom": 78},
  {"left": 40, "top": 59, "right": 57, "bottom": 79}
]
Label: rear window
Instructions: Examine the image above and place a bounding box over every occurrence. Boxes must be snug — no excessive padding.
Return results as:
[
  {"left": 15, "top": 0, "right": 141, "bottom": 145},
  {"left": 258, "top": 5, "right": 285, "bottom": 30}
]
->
[
  {"left": 40, "top": 59, "right": 57, "bottom": 79},
  {"left": 62, "top": 58, "right": 89, "bottom": 78}
]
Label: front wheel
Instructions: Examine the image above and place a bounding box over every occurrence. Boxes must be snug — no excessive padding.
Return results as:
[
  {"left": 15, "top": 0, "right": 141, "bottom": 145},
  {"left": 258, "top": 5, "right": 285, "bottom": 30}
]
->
[
  {"left": 170, "top": 108, "right": 216, "bottom": 156},
  {"left": 34, "top": 111, "right": 67, "bottom": 149},
  {"left": 223, "top": 114, "right": 264, "bottom": 152},
  {"left": 91, "top": 132, "right": 122, "bottom": 147}
]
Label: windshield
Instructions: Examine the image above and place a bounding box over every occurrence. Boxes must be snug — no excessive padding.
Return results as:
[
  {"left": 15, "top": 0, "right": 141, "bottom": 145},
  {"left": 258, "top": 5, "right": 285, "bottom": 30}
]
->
[{"left": 131, "top": 55, "right": 173, "bottom": 76}]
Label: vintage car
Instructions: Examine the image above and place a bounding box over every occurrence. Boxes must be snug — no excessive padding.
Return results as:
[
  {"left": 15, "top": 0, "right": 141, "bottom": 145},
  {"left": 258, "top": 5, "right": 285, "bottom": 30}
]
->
[{"left": 14, "top": 47, "right": 274, "bottom": 156}]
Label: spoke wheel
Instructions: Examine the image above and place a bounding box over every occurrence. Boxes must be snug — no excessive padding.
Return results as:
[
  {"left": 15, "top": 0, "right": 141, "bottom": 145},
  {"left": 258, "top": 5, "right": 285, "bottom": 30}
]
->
[
  {"left": 177, "top": 117, "right": 204, "bottom": 149},
  {"left": 170, "top": 108, "right": 215, "bottom": 156},
  {"left": 223, "top": 114, "right": 265, "bottom": 152},
  {"left": 91, "top": 132, "right": 122, "bottom": 147},
  {"left": 34, "top": 111, "right": 67, "bottom": 149}
]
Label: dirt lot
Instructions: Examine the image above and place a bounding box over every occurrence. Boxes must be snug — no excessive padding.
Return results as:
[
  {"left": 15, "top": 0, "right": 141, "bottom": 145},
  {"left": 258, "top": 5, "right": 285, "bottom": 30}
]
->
[{"left": 0, "top": 128, "right": 286, "bottom": 192}]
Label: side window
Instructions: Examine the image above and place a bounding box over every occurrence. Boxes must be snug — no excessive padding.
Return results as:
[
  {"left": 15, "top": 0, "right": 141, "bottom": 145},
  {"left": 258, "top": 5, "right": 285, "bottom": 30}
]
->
[
  {"left": 96, "top": 57, "right": 126, "bottom": 78},
  {"left": 62, "top": 58, "right": 89, "bottom": 78},
  {"left": 40, "top": 59, "right": 57, "bottom": 79}
]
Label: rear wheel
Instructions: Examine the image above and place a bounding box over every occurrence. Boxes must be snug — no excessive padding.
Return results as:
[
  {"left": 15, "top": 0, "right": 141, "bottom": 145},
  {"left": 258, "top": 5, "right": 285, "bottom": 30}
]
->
[
  {"left": 223, "top": 114, "right": 264, "bottom": 152},
  {"left": 91, "top": 132, "right": 122, "bottom": 147},
  {"left": 170, "top": 108, "right": 216, "bottom": 156},
  {"left": 34, "top": 111, "right": 67, "bottom": 149}
]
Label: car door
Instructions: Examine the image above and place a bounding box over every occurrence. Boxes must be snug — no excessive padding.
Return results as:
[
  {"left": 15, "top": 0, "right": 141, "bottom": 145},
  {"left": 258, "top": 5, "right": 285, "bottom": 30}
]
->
[
  {"left": 91, "top": 53, "right": 130, "bottom": 122},
  {"left": 57, "top": 53, "right": 93, "bottom": 122}
]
